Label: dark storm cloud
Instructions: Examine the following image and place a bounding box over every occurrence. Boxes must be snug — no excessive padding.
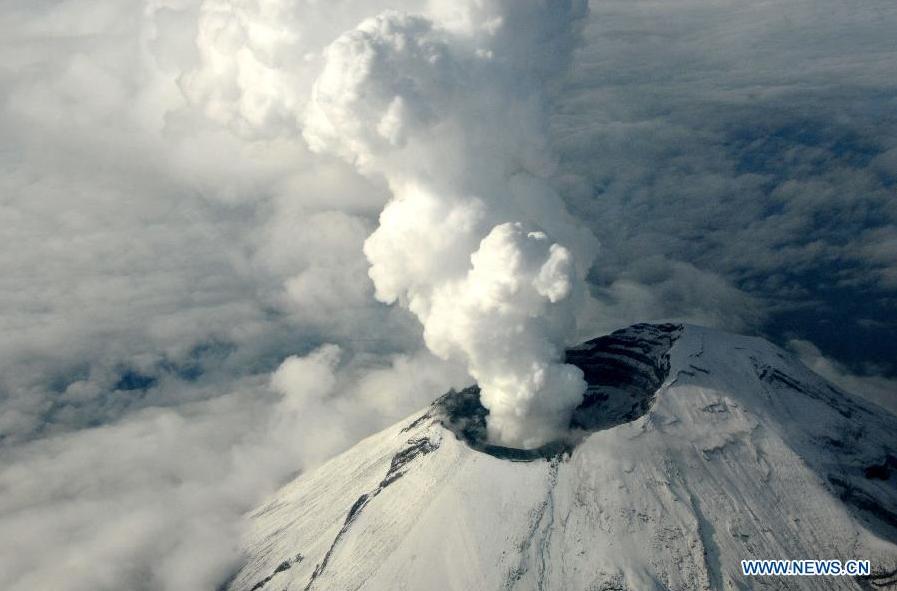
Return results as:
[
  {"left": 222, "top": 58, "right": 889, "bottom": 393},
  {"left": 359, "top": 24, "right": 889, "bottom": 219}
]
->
[{"left": 552, "top": 0, "right": 897, "bottom": 383}]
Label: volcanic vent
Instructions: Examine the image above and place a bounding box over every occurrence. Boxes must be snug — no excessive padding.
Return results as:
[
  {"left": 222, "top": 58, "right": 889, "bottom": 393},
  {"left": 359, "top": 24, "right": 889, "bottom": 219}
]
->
[{"left": 433, "top": 323, "right": 683, "bottom": 460}]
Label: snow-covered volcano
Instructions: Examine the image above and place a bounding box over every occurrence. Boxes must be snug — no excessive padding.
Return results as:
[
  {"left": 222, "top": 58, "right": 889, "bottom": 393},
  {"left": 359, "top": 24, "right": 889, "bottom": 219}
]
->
[{"left": 226, "top": 324, "right": 897, "bottom": 591}]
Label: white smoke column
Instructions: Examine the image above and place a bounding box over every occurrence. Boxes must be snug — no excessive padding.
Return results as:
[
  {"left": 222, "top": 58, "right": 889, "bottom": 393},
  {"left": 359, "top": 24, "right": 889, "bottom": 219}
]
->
[{"left": 305, "top": 0, "right": 597, "bottom": 449}]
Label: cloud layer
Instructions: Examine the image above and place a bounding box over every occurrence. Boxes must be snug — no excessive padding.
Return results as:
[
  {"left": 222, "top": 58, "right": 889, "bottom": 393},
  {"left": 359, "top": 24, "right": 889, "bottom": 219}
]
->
[
  {"left": 1, "top": 0, "right": 895, "bottom": 588},
  {"left": 551, "top": 0, "right": 897, "bottom": 371}
]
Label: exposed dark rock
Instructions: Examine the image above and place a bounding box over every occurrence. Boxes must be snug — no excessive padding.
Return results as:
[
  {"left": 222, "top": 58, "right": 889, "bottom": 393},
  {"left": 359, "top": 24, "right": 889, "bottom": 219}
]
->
[
  {"left": 435, "top": 323, "right": 683, "bottom": 461},
  {"left": 380, "top": 438, "right": 439, "bottom": 488},
  {"left": 856, "top": 564, "right": 897, "bottom": 589},
  {"left": 304, "top": 436, "right": 440, "bottom": 590},
  {"left": 828, "top": 476, "right": 897, "bottom": 543},
  {"left": 247, "top": 554, "right": 304, "bottom": 591},
  {"left": 865, "top": 455, "right": 897, "bottom": 481},
  {"left": 753, "top": 359, "right": 869, "bottom": 420}
]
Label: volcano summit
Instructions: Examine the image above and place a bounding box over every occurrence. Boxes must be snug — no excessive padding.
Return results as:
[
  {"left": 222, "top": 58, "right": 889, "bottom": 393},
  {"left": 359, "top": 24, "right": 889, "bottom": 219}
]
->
[{"left": 225, "top": 324, "right": 897, "bottom": 591}]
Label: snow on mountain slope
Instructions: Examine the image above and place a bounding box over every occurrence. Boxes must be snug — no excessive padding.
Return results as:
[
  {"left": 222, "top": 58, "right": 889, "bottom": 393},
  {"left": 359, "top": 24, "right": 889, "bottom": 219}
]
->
[{"left": 226, "top": 324, "right": 897, "bottom": 591}]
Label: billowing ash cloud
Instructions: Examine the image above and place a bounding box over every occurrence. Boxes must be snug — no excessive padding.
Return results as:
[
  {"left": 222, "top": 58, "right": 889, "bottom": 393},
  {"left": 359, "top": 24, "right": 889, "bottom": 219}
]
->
[{"left": 304, "top": 1, "right": 597, "bottom": 448}]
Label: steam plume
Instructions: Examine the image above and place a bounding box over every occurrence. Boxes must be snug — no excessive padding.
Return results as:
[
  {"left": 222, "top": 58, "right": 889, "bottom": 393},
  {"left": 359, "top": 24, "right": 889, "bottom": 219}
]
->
[{"left": 305, "top": 0, "right": 597, "bottom": 449}]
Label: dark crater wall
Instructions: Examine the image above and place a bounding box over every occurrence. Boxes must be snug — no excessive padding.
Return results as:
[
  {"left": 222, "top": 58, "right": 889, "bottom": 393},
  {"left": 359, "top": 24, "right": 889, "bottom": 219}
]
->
[{"left": 435, "top": 323, "right": 683, "bottom": 460}]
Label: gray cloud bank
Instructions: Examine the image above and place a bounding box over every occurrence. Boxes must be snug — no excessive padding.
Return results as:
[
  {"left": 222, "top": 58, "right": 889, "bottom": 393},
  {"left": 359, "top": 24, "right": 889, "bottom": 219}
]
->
[
  {"left": 553, "top": 0, "right": 897, "bottom": 373},
  {"left": 0, "top": 0, "right": 895, "bottom": 589}
]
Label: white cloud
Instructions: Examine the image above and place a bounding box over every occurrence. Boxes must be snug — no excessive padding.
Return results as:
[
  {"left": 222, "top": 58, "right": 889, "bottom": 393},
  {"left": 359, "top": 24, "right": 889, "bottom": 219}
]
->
[
  {"left": 789, "top": 339, "right": 897, "bottom": 416},
  {"left": 1, "top": 0, "right": 895, "bottom": 587},
  {"left": 302, "top": 3, "right": 596, "bottom": 448},
  {"left": 0, "top": 344, "right": 469, "bottom": 591}
]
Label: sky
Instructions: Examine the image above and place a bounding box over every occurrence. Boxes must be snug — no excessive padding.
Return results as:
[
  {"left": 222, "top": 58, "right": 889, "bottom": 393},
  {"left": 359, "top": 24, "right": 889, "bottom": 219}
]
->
[{"left": 0, "top": 0, "right": 895, "bottom": 589}]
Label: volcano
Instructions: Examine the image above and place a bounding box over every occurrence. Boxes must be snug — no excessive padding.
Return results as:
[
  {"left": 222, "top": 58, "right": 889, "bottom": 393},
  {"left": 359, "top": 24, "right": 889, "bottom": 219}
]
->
[{"left": 225, "top": 324, "right": 897, "bottom": 590}]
